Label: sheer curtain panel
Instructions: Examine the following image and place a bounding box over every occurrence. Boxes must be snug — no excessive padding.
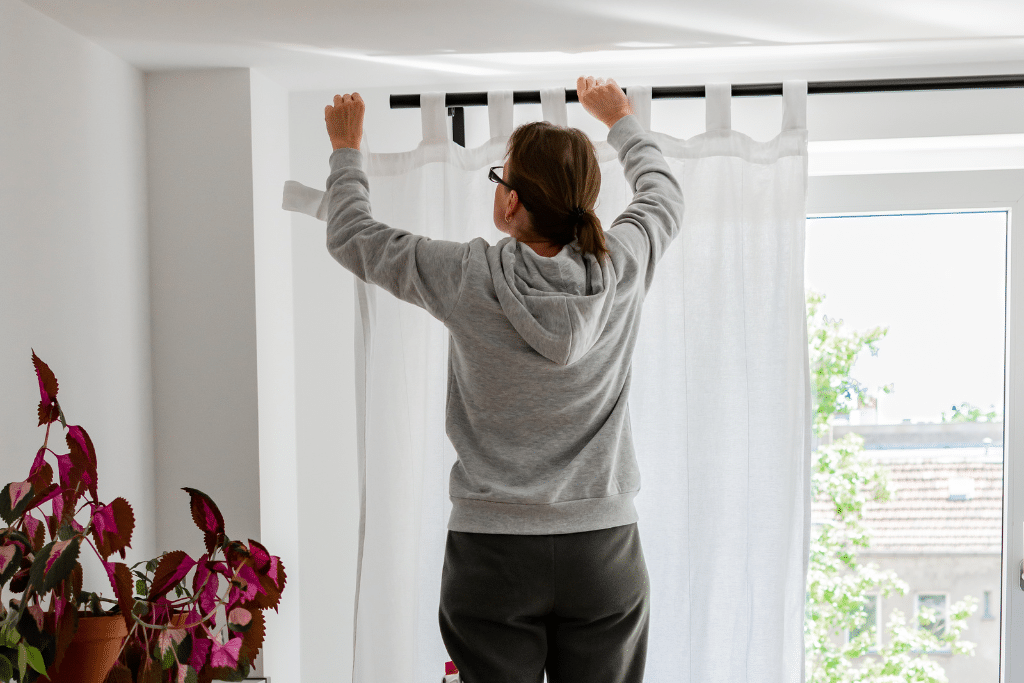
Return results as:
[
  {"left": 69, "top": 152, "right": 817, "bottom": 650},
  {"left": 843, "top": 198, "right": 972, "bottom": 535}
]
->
[{"left": 282, "top": 82, "right": 811, "bottom": 683}]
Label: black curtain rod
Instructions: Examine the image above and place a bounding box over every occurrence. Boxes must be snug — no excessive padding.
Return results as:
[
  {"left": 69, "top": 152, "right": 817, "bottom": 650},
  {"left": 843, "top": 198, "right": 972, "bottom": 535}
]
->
[{"left": 390, "top": 74, "right": 1024, "bottom": 109}]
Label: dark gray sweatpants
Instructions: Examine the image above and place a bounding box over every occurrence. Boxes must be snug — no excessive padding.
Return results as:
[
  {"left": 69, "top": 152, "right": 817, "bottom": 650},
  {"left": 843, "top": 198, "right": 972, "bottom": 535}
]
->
[{"left": 439, "top": 522, "right": 650, "bottom": 683}]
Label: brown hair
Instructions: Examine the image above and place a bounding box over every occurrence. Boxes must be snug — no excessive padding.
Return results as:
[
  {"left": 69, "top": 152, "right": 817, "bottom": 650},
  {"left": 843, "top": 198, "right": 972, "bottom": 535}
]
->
[{"left": 505, "top": 121, "right": 610, "bottom": 264}]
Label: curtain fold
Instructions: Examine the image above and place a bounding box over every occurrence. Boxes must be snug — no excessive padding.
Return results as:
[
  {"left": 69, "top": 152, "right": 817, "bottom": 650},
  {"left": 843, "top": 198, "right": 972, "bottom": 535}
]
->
[{"left": 283, "top": 82, "right": 810, "bottom": 683}]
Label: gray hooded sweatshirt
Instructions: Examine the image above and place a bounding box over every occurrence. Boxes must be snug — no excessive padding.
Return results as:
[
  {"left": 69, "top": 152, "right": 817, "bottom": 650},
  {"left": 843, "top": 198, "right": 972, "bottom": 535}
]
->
[{"left": 326, "top": 114, "right": 683, "bottom": 535}]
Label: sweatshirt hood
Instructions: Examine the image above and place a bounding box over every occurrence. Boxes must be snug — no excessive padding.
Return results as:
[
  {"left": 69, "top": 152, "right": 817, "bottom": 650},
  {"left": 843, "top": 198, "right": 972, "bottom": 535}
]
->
[{"left": 488, "top": 237, "right": 617, "bottom": 366}]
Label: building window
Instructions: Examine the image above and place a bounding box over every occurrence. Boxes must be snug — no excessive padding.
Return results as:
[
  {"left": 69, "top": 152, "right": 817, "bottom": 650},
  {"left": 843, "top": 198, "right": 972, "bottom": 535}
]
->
[
  {"left": 916, "top": 593, "right": 950, "bottom": 651},
  {"left": 848, "top": 594, "right": 880, "bottom": 653},
  {"left": 983, "top": 590, "right": 996, "bottom": 620}
]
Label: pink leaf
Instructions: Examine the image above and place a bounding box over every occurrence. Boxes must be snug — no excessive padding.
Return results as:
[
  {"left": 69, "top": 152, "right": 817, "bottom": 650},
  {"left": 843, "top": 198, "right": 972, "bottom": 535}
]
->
[
  {"left": 91, "top": 498, "right": 134, "bottom": 559},
  {"left": 157, "top": 626, "right": 186, "bottom": 658},
  {"left": 247, "top": 539, "right": 270, "bottom": 572},
  {"left": 268, "top": 555, "right": 283, "bottom": 589},
  {"left": 9, "top": 481, "right": 31, "bottom": 509},
  {"left": 229, "top": 565, "right": 260, "bottom": 605},
  {"left": 227, "top": 607, "right": 251, "bottom": 630},
  {"left": 209, "top": 636, "right": 243, "bottom": 669},
  {"left": 29, "top": 448, "right": 46, "bottom": 478},
  {"left": 23, "top": 515, "right": 42, "bottom": 543},
  {"left": 0, "top": 546, "right": 16, "bottom": 573},
  {"left": 54, "top": 454, "right": 73, "bottom": 490},
  {"left": 27, "top": 604, "right": 44, "bottom": 632},
  {"left": 192, "top": 561, "right": 219, "bottom": 614},
  {"left": 45, "top": 539, "right": 71, "bottom": 573}
]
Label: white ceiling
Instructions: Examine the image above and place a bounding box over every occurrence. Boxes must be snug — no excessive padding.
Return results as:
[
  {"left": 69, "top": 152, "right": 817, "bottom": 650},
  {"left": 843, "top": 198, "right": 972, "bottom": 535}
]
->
[{"left": 19, "top": 0, "right": 1024, "bottom": 92}]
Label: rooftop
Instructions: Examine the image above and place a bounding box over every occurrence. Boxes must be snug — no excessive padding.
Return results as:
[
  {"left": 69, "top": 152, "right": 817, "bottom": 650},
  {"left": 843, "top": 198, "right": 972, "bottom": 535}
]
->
[{"left": 813, "top": 423, "right": 1004, "bottom": 554}]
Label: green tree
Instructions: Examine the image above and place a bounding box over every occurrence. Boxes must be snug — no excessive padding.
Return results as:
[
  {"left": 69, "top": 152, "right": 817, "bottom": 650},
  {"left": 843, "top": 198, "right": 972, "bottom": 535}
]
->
[{"left": 805, "top": 290, "right": 977, "bottom": 683}]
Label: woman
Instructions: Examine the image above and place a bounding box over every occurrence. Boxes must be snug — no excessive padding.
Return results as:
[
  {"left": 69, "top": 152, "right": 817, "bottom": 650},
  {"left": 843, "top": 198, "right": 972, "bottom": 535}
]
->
[{"left": 325, "top": 76, "right": 683, "bottom": 683}]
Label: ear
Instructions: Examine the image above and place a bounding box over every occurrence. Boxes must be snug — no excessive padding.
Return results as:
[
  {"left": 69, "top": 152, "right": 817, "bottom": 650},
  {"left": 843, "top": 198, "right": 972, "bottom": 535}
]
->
[{"left": 505, "top": 189, "right": 518, "bottom": 213}]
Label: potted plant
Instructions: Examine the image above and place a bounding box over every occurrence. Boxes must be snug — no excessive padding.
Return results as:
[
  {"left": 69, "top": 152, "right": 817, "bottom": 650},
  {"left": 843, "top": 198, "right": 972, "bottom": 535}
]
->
[{"left": 0, "top": 352, "right": 286, "bottom": 683}]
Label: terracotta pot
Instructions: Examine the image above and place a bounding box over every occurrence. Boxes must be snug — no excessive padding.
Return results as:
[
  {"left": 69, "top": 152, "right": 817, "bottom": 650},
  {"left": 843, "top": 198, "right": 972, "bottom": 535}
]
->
[{"left": 40, "top": 615, "right": 128, "bottom": 683}]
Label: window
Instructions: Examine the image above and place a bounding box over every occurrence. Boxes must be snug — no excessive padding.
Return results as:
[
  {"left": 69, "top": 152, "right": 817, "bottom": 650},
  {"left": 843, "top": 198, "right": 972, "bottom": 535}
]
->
[
  {"left": 806, "top": 133, "right": 1024, "bottom": 678},
  {"left": 916, "top": 593, "right": 950, "bottom": 651}
]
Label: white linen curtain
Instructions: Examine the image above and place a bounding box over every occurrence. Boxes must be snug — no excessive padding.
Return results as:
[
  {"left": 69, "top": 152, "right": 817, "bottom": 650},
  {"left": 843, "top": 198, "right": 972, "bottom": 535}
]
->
[{"left": 282, "top": 82, "right": 811, "bottom": 683}]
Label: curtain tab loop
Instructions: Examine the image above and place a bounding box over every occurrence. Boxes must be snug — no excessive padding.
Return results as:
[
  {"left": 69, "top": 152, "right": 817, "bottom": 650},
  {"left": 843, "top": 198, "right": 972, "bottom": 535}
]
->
[
  {"left": 421, "top": 92, "right": 448, "bottom": 143},
  {"left": 540, "top": 87, "right": 568, "bottom": 127},
  {"left": 705, "top": 83, "right": 732, "bottom": 131},
  {"left": 488, "top": 90, "right": 514, "bottom": 140},
  {"left": 626, "top": 85, "right": 652, "bottom": 131},
  {"left": 782, "top": 81, "right": 808, "bottom": 131}
]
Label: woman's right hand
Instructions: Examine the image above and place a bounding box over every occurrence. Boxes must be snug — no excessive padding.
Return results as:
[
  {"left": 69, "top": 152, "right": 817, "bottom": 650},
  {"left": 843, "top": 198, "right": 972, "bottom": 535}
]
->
[{"left": 577, "top": 76, "right": 635, "bottom": 129}]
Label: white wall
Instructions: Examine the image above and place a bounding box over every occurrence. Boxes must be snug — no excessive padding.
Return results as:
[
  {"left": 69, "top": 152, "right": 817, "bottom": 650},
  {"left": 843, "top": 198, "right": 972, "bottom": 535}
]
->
[
  {"left": 145, "top": 68, "right": 262, "bottom": 560},
  {"left": 250, "top": 69, "right": 301, "bottom": 683},
  {"left": 0, "top": 0, "right": 155, "bottom": 583}
]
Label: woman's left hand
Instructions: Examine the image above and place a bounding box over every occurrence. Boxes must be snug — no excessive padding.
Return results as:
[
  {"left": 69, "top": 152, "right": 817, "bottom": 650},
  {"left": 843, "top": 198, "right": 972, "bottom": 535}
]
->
[{"left": 326, "top": 93, "right": 365, "bottom": 151}]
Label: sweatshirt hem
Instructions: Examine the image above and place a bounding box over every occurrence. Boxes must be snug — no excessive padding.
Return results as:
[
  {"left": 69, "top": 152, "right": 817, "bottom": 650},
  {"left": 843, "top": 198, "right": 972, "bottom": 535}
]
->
[{"left": 447, "top": 491, "right": 639, "bottom": 535}]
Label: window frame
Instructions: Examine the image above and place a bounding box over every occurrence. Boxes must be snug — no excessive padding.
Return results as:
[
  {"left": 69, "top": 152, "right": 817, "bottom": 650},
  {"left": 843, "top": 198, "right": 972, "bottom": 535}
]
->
[{"left": 807, "top": 165, "right": 1024, "bottom": 683}]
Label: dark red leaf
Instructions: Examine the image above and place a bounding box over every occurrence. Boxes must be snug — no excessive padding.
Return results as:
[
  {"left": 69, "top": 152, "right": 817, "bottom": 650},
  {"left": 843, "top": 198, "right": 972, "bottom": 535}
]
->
[
  {"left": 9, "top": 567, "right": 30, "bottom": 593},
  {"left": 27, "top": 450, "right": 52, "bottom": 493},
  {"left": 31, "top": 350, "right": 59, "bottom": 405},
  {"left": 66, "top": 426, "right": 98, "bottom": 500},
  {"left": 223, "top": 540, "right": 250, "bottom": 570},
  {"left": 182, "top": 488, "right": 225, "bottom": 554},
  {"left": 237, "top": 609, "right": 265, "bottom": 666},
  {"left": 147, "top": 551, "right": 196, "bottom": 602},
  {"left": 103, "top": 561, "right": 136, "bottom": 633},
  {"left": 32, "top": 351, "right": 61, "bottom": 427},
  {"left": 248, "top": 556, "right": 286, "bottom": 612},
  {"left": 91, "top": 498, "right": 135, "bottom": 559}
]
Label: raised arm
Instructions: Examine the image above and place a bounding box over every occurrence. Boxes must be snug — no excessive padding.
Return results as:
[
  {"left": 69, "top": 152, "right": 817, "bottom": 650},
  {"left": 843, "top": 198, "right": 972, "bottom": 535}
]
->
[
  {"left": 578, "top": 77, "right": 683, "bottom": 285},
  {"left": 323, "top": 92, "right": 470, "bottom": 323}
]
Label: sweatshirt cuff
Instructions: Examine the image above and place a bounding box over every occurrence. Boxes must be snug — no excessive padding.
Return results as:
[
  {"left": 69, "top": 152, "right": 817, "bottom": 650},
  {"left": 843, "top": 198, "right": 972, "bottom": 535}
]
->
[
  {"left": 329, "top": 146, "right": 363, "bottom": 171},
  {"left": 606, "top": 114, "right": 645, "bottom": 152}
]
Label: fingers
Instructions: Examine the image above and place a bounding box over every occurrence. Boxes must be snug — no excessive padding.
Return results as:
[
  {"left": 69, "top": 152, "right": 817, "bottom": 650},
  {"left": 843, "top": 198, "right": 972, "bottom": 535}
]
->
[{"left": 329, "top": 93, "right": 364, "bottom": 106}]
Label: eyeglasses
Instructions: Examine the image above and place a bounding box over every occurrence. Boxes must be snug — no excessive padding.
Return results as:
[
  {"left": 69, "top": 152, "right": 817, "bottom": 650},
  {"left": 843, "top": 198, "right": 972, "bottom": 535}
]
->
[
  {"left": 488, "top": 166, "right": 530, "bottom": 211},
  {"left": 488, "top": 166, "right": 512, "bottom": 190}
]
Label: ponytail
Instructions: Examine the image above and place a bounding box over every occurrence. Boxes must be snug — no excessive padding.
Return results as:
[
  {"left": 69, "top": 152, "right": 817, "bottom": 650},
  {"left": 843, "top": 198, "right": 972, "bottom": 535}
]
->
[{"left": 506, "top": 122, "right": 611, "bottom": 264}]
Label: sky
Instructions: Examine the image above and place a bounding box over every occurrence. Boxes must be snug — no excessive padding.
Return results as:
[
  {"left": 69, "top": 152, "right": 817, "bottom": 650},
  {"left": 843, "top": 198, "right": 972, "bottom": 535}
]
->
[{"left": 804, "top": 210, "right": 1008, "bottom": 425}]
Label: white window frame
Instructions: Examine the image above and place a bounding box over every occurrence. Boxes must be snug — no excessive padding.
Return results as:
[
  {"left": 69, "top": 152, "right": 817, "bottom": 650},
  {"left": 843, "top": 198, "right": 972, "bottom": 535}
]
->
[
  {"left": 846, "top": 593, "right": 881, "bottom": 653},
  {"left": 807, "top": 154, "right": 1024, "bottom": 682},
  {"left": 914, "top": 591, "right": 951, "bottom": 653}
]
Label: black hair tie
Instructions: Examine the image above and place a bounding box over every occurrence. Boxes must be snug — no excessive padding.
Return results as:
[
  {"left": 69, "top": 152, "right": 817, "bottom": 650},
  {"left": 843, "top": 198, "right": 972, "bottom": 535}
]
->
[{"left": 571, "top": 207, "right": 587, "bottom": 220}]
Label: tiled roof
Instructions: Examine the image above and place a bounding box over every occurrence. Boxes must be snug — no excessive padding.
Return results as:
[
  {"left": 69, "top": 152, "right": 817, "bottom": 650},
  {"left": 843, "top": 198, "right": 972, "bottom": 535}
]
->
[{"left": 812, "top": 451, "right": 1003, "bottom": 554}]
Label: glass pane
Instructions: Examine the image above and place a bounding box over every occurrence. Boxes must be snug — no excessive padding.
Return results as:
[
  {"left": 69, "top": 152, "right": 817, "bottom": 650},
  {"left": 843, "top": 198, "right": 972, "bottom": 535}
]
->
[
  {"left": 805, "top": 211, "right": 1007, "bottom": 683},
  {"left": 918, "top": 593, "right": 948, "bottom": 639}
]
